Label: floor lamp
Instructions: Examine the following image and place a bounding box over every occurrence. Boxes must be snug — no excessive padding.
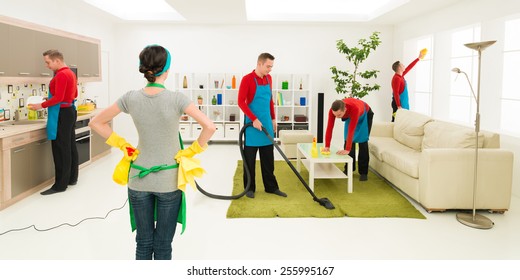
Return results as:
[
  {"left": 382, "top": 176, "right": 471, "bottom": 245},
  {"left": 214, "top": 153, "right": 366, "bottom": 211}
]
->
[{"left": 451, "top": 40, "right": 496, "bottom": 229}]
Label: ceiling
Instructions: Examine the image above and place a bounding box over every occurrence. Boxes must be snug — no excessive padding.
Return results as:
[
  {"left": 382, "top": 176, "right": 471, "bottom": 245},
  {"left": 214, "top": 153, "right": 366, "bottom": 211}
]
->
[
  {"left": 81, "top": 0, "right": 464, "bottom": 25},
  {"left": 167, "top": 0, "right": 462, "bottom": 25}
]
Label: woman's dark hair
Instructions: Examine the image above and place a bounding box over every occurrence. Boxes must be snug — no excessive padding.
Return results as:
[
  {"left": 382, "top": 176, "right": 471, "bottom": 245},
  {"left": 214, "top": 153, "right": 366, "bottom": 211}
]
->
[{"left": 139, "top": 45, "right": 168, "bottom": 83}]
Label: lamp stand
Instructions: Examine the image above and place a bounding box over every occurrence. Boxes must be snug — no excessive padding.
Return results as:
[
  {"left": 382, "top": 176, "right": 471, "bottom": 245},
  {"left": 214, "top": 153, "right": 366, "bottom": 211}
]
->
[{"left": 456, "top": 40, "right": 496, "bottom": 229}]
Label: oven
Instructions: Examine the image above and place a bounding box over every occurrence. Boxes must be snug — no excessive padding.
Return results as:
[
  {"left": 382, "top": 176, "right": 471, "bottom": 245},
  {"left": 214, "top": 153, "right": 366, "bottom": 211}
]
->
[{"left": 75, "top": 119, "right": 91, "bottom": 165}]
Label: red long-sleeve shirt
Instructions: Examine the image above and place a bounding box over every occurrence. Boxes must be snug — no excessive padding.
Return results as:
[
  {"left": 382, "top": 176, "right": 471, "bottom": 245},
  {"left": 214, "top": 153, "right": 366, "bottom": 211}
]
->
[
  {"left": 325, "top": 98, "right": 369, "bottom": 151},
  {"left": 391, "top": 58, "right": 419, "bottom": 108},
  {"left": 41, "top": 67, "right": 77, "bottom": 108},
  {"left": 238, "top": 70, "right": 275, "bottom": 121}
]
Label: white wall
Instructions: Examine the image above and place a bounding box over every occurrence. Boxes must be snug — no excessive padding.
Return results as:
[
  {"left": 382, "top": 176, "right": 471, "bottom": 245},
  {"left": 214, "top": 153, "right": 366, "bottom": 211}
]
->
[
  {"left": 111, "top": 23, "right": 394, "bottom": 147},
  {"left": 393, "top": 0, "right": 520, "bottom": 197}
]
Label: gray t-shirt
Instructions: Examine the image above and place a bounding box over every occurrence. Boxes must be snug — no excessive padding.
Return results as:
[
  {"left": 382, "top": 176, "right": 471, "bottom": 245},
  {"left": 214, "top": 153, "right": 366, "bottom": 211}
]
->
[{"left": 117, "top": 88, "right": 191, "bottom": 193}]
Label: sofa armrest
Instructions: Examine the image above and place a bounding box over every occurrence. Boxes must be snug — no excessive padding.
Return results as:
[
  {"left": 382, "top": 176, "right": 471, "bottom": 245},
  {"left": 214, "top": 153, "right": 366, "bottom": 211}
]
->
[
  {"left": 419, "top": 148, "right": 514, "bottom": 210},
  {"left": 371, "top": 122, "right": 394, "bottom": 137}
]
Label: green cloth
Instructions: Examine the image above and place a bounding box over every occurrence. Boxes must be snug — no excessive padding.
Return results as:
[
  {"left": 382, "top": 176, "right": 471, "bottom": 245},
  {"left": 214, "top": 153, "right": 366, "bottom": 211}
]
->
[{"left": 127, "top": 133, "right": 187, "bottom": 234}]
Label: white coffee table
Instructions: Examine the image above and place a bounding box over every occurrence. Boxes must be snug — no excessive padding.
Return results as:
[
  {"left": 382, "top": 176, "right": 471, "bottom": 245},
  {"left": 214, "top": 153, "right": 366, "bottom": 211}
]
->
[{"left": 296, "top": 143, "right": 353, "bottom": 193}]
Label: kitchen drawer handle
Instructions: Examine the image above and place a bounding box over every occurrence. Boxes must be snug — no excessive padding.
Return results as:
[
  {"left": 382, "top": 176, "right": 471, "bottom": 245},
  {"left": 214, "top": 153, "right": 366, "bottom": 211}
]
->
[
  {"left": 37, "top": 140, "right": 49, "bottom": 145},
  {"left": 82, "top": 74, "right": 91, "bottom": 77},
  {"left": 0, "top": 72, "right": 5, "bottom": 75},
  {"left": 76, "top": 135, "right": 91, "bottom": 141},
  {"left": 40, "top": 73, "right": 51, "bottom": 76},
  {"left": 18, "top": 72, "right": 31, "bottom": 76},
  {"left": 70, "top": 64, "right": 77, "bottom": 67},
  {"left": 13, "top": 147, "right": 26, "bottom": 153}
]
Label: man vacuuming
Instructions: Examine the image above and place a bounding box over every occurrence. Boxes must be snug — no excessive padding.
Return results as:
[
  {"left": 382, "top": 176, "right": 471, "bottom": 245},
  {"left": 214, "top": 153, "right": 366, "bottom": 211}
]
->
[{"left": 238, "top": 52, "right": 287, "bottom": 199}]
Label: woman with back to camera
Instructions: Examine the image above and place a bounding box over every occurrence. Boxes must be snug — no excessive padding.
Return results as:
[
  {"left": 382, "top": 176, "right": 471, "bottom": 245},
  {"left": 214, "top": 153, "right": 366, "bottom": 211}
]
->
[{"left": 89, "top": 45, "right": 215, "bottom": 260}]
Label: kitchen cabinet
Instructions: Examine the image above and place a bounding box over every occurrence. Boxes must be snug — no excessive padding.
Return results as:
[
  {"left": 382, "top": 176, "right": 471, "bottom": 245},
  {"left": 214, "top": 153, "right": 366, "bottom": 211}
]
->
[
  {"left": 0, "top": 16, "right": 100, "bottom": 81},
  {"left": 10, "top": 143, "right": 31, "bottom": 197},
  {"left": 77, "top": 40, "right": 100, "bottom": 79},
  {"left": 8, "top": 25, "right": 38, "bottom": 77},
  {"left": 0, "top": 23, "right": 8, "bottom": 76},
  {"left": 35, "top": 31, "right": 62, "bottom": 78},
  {"left": 30, "top": 139, "right": 54, "bottom": 187}
]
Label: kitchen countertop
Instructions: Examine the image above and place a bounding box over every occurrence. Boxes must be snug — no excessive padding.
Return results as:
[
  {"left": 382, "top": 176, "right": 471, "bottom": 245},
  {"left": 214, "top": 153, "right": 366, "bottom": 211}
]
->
[{"left": 0, "top": 109, "right": 101, "bottom": 138}]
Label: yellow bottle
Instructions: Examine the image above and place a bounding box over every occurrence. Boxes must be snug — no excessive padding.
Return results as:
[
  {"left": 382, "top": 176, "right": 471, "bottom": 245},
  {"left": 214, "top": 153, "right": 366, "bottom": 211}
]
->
[{"left": 311, "top": 137, "right": 318, "bottom": 158}]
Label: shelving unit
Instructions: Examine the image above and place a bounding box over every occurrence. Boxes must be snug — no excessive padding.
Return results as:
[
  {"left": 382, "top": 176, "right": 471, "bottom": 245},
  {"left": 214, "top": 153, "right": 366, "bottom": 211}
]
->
[
  {"left": 171, "top": 72, "right": 310, "bottom": 142},
  {"left": 272, "top": 73, "right": 311, "bottom": 137}
]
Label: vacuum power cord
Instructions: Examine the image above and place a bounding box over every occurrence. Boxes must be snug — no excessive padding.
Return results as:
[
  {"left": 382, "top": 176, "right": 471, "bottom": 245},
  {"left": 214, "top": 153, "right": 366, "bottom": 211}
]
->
[{"left": 0, "top": 199, "right": 128, "bottom": 236}]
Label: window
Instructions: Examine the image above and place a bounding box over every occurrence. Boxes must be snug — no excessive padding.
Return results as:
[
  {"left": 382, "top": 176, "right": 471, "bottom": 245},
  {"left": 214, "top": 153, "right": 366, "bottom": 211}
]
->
[
  {"left": 403, "top": 35, "right": 434, "bottom": 116},
  {"left": 501, "top": 18, "right": 520, "bottom": 135},
  {"left": 413, "top": 36, "right": 433, "bottom": 116},
  {"left": 449, "top": 25, "right": 481, "bottom": 125}
]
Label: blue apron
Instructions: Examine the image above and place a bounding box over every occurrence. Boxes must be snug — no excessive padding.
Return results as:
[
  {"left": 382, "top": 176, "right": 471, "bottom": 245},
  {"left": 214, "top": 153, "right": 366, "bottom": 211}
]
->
[
  {"left": 244, "top": 77, "right": 274, "bottom": 147},
  {"left": 344, "top": 104, "right": 369, "bottom": 143},
  {"left": 46, "top": 90, "right": 75, "bottom": 140},
  {"left": 400, "top": 81, "right": 410, "bottom": 110}
]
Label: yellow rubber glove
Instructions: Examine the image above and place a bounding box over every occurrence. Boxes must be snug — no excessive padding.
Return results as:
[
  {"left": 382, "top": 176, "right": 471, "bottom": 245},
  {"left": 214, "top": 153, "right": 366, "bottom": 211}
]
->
[
  {"left": 106, "top": 132, "right": 139, "bottom": 185},
  {"left": 174, "top": 140, "right": 207, "bottom": 161}
]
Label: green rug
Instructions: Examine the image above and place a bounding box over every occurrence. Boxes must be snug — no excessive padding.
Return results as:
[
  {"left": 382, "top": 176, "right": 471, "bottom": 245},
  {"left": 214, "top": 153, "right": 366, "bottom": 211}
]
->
[{"left": 226, "top": 160, "right": 426, "bottom": 219}]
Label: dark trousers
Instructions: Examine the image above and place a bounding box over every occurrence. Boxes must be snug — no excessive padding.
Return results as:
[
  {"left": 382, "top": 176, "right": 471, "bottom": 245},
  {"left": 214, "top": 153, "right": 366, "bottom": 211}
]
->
[
  {"left": 391, "top": 98, "right": 398, "bottom": 122},
  {"left": 243, "top": 145, "right": 279, "bottom": 193},
  {"left": 51, "top": 107, "right": 79, "bottom": 191},
  {"left": 344, "top": 108, "right": 374, "bottom": 175}
]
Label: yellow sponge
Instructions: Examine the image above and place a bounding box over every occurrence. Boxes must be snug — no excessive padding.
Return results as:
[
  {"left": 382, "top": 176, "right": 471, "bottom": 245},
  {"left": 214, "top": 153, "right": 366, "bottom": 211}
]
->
[{"left": 77, "top": 103, "right": 95, "bottom": 111}]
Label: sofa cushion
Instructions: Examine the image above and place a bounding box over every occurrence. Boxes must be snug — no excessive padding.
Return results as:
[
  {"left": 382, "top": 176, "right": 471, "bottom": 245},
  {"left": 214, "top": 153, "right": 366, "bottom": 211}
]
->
[
  {"left": 393, "top": 109, "right": 433, "bottom": 151},
  {"left": 368, "top": 137, "right": 405, "bottom": 162},
  {"left": 422, "top": 121, "right": 484, "bottom": 149},
  {"left": 381, "top": 146, "right": 421, "bottom": 179}
]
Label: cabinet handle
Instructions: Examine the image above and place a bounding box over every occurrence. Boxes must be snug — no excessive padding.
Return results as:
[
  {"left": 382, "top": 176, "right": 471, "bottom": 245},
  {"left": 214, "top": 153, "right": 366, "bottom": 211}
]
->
[
  {"left": 82, "top": 74, "right": 91, "bottom": 77},
  {"left": 40, "top": 73, "right": 51, "bottom": 76},
  {"left": 70, "top": 64, "right": 77, "bottom": 67},
  {"left": 18, "top": 72, "right": 31, "bottom": 76},
  {"left": 76, "top": 135, "right": 91, "bottom": 141},
  {"left": 0, "top": 72, "right": 5, "bottom": 75},
  {"left": 36, "top": 140, "right": 49, "bottom": 145},
  {"left": 13, "top": 147, "right": 26, "bottom": 153}
]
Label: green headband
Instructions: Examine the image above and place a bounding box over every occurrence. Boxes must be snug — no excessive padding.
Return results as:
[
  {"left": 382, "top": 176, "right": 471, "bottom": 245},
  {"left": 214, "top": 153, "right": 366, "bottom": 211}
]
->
[{"left": 140, "top": 45, "right": 171, "bottom": 77}]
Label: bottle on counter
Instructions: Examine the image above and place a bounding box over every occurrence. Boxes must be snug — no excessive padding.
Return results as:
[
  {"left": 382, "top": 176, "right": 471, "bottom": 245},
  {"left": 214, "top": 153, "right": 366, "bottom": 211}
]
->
[
  {"left": 212, "top": 95, "right": 217, "bottom": 105},
  {"left": 232, "top": 75, "right": 236, "bottom": 89}
]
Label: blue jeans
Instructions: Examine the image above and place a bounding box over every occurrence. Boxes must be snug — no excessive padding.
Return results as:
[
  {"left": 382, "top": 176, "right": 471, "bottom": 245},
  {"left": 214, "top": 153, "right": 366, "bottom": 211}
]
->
[{"left": 128, "top": 189, "right": 182, "bottom": 260}]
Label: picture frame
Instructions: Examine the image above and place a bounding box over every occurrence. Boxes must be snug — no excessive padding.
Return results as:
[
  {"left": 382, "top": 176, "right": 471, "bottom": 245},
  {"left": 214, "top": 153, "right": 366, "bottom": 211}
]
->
[{"left": 7, "top": 85, "right": 13, "bottom": 93}]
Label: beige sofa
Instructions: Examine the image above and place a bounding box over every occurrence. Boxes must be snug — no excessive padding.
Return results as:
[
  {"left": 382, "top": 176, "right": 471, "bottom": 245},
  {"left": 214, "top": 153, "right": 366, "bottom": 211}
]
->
[{"left": 368, "top": 109, "right": 514, "bottom": 212}]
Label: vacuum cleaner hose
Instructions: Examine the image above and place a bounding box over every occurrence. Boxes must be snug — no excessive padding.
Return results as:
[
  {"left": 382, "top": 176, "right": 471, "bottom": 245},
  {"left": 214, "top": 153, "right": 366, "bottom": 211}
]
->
[{"left": 196, "top": 123, "right": 335, "bottom": 210}]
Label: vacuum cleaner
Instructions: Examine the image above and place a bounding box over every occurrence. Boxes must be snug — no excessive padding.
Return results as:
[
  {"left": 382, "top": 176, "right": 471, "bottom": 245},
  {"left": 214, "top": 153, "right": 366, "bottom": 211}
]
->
[{"left": 196, "top": 123, "right": 335, "bottom": 210}]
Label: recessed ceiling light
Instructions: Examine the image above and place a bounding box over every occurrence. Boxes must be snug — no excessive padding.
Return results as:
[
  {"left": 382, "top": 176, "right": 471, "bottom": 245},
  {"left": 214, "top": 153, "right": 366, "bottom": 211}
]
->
[
  {"left": 246, "top": 0, "right": 410, "bottom": 22},
  {"left": 83, "top": 0, "right": 185, "bottom": 21}
]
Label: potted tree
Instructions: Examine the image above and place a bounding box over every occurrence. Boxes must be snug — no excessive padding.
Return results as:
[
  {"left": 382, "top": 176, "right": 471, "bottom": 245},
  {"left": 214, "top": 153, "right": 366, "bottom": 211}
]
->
[{"left": 330, "top": 31, "right": 382, "bottom": 98}]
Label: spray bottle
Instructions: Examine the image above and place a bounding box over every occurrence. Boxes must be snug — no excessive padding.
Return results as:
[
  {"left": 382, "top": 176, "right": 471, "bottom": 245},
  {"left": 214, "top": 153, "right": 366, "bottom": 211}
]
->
[{"left": 311, "top": 137, "right": 318, "bottom": 158}]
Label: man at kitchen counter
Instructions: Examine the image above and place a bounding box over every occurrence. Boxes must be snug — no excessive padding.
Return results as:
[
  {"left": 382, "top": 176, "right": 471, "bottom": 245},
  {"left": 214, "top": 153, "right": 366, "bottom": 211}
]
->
[{"left": 28, "top": 50, "right": 78, "bottom": 195}]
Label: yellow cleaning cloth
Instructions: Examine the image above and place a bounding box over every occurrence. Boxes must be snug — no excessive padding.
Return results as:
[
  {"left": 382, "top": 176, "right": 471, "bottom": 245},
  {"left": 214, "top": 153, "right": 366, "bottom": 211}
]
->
[{"left": 176, "top": 156, "right": 206, "bottom": 192}]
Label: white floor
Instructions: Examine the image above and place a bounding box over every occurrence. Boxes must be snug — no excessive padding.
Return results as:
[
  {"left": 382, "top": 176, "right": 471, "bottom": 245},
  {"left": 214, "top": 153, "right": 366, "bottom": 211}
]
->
[{"left": 1, "top": 143, "right": 520, "bottom": 265}]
